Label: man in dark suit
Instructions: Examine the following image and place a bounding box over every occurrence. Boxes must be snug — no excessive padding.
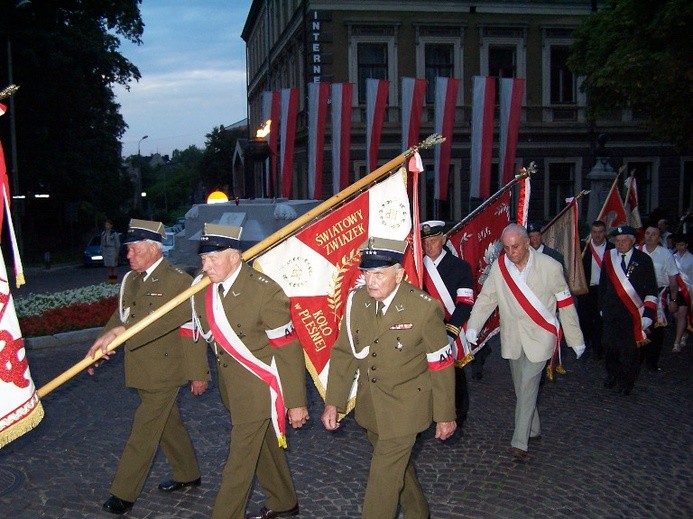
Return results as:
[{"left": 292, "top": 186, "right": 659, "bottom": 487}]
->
[
  {"left": 420, "top": 220, "right": 474, "bottom": 428},
  {"left": 578, "top": 220, "right": 614, "bottom": 359},
  {"left": 527, "top": 221, "right": 565, "bottom": 268},
  {"left": 187, "top": 223, "right": 308, "bottom": 519},
  {"left": 322, "top": 237, "right": 456, "bottom": 519},
  {"left": 599, "top": 225, "right": 658, "bottom": 395},
  {"left": 87, "top": 219, "right": 210, "bottom": 515}
]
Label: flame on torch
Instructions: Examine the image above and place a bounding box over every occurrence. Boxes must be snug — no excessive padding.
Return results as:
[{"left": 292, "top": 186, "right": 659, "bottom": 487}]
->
[{"left": 256, "top": 119, "right": 271, "bottom": 138}]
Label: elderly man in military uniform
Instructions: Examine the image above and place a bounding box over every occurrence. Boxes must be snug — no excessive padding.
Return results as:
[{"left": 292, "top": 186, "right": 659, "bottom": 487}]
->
[
  {"left": 599, "top": 225, "right": 658, "bottom": 395},
  {"left": 322, "top": 237, "right": 456, "bottom": 519},
  {"left": 420, "top": 220, "right": 474, "bottom": 428},
  {"left": 186, "top": 223, "right": 308, "bottom": 519},
  {"left": 87, "top": 219, "right": 210, "bottom": 515}
]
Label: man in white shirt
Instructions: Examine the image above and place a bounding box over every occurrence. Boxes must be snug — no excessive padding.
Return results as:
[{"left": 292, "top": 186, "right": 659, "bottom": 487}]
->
[
  {"left": 672, "top": 234, "right": 693, "bottom": 352},
  {"left": 640, "top": 226, "right": 679, "bottom": 370}
]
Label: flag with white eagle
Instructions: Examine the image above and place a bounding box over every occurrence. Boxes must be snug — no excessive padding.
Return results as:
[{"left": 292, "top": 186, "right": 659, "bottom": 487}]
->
[{"left": 253, "top": 170, "right": 413, "bottom": 398}]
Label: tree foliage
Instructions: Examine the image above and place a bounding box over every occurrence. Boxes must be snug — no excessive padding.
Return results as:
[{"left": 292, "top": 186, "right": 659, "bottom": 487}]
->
[
  {"left": 0, "top": 0, "right": 143, "bottom": 259},
  {"left": 568, "top": 0, "right": 693, "bottom": 149},
  {"left": 199, "top": 125, "right": 245, "bottom": 195}
]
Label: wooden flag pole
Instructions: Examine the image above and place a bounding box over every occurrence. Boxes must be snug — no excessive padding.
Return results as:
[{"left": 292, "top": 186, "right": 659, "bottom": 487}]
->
[{"left": 37, "top": 134, "right": 445, "bottom": 398}]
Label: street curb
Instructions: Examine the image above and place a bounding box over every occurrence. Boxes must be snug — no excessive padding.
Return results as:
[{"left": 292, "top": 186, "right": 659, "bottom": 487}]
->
[{"left": 24, "top": 327, "right": 101, "bottom": 350}]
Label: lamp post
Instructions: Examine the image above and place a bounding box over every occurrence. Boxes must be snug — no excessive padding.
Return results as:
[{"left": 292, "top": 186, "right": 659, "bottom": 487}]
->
[{"left": 136, "top": 135, "right": 148, "bottom": 211}]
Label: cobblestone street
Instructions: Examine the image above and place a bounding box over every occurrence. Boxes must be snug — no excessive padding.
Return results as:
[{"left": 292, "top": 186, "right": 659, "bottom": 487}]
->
[{"left": 1, "top": 333, "right": 691, "bottom": 518}]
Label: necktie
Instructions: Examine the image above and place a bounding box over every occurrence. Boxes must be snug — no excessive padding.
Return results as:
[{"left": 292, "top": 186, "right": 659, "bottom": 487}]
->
[
  {"left": 375, "top": 302, "right": 383, "bottom": 321},
  {"left": 218, "top": 283, "right": 225, "bottom": 298},
  {"left": 621, "top": 254, "right": 627, "bottom": 272}
]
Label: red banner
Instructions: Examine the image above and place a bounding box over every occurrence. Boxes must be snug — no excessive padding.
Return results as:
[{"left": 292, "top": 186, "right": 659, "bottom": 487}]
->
[
  {"left": 597, "top": 175, "right": 628, "bottom": 234},
  {"left": 253, "top": 170, "right": 415, "bottom": 399},
  {"left": 447, "top": 191, "right": 513, "bottom": 346}
]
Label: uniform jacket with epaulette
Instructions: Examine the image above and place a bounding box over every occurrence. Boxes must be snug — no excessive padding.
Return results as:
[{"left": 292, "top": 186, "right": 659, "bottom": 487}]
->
[
  {"left": 325, "top": 280, "right": 456, "bottom": 440},
  {"left": 104, "top": 259, "right": 210, "bottom": 390},
  {"left": 189, "top": 262, "right": 307, "bottom": 425}
]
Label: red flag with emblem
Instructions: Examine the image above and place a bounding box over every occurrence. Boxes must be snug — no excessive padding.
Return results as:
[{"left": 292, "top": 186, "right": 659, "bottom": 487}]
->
[
  {"left": 597, "top": 174, "right": 628, "bottom": 235},
  {"left": 254, "top": 170, "right": 417, "bottom": 404}
]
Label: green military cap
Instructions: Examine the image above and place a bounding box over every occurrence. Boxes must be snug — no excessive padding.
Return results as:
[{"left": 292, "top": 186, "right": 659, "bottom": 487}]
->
[
  {"left": 359, "top": 237, "right": 408, "bottom": 270},
  {"left": 123, "top": 219, "right": 166, "bottom": 243},
  {"left": 199, "top": 223, "right": 243, "bottom": 255}
]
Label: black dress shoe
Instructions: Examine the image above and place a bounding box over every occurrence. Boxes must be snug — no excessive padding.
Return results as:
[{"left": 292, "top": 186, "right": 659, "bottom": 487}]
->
[
  {"left": 158, "top": 477, "right": 201, "bottom": 492},
  {"left": 245, "top": 503, "right": 300, "bottom": 519},
  {"left": 528, "top": 435, "right": 542, "bottom": 443},
  {"left": 102, "top": 495, "right": 133, "bottom": 515}
]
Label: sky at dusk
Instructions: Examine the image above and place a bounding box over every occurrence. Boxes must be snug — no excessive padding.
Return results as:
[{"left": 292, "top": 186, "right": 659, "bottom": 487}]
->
[{"left": 114, "top": 0, "right": 253, "bottom": 158}]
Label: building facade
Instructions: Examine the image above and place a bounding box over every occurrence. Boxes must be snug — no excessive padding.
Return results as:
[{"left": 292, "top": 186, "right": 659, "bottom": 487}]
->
[{"left": 241, "top": 0, "right": 692, "bottom": 225}]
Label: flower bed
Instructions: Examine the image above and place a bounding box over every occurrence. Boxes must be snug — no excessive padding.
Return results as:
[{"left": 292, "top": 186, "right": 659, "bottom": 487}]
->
[{"left": 16, "top": 284, "right": 119, "bottom": 337}]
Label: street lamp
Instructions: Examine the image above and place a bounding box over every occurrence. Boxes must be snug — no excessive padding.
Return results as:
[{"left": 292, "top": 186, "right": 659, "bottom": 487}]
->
[
  {"left": 137, "top": 134, "right": 149, "bottom": 157},
  {"left": 135, "top": 135, "right": 148, "bottom": 211}
]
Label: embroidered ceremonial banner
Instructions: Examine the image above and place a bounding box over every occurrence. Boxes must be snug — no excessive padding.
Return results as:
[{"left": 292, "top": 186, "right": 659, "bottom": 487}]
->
[
  {"left": 433, "top": 77, "right": 459, "bottom": 201},
  {"left": 280, "top": 87, "right": 299, "bottom": 198},
  {"left": 307, "top": 82, "right": 330, "bottom": 200},
  {"left": 262, "top": 91, "right": 281, "bottom": 197},
  {"left": 0, "top": 140, "right": 43, "bottom": 448},
  {"left": 541, "top": 198, "right": 589, "bottom": 295},
  {"left": 400, "top": 77, "right": 426, "bottom": 151},
  {"left": 253, "top": 170, "right": 414, "bottom": 398},
  {"left": 597, "top": 175, "right": 628, "bottom": 235},
  {"left": 365, "top": 78, "right": 389, "bottom": 172},
  {"left": 447, "top": 190, "right": 513, "bottom": 347},
  {"left": 470, "top": 76, "right": 495, "bottom": 199},
  {"left": 624, "top": 173, "right": 644, "bottom": 242},
  {"left": 331, "top": 83, "right": 353, "bottom": 194},
  {"left": 499, "top": 78, "right": 525, "bottom": 185}
]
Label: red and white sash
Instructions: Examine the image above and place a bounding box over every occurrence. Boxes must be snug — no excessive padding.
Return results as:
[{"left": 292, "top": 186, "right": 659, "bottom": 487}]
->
[
  {"left": 603, "top": 249, "right": 649, "bottom": 344},
  {"left": 422, "top": 256, "right": 471, "bottom": 360},
  {"left": 589, "top": 240, "right": 604, "bottom": 270},
  {"left": 497, "top": 253, "right": 562, "bottom": 339},
  {"left": 205, "top": 284, "right": 288, "bottom": 448}
]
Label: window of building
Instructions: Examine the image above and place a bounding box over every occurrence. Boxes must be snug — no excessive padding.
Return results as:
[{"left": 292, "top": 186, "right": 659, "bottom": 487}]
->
[
  {"left": 545, "top": 162, "right": 576, "bottom": 220},
  {"left": 356, "top": 42, "right": 388, "bottom": 104},
  {"left": 549, "top": 46, "right": 575, "bottom": 104},
  {"left": 542, "top": 29, "right": 586, "bottom": 122}
]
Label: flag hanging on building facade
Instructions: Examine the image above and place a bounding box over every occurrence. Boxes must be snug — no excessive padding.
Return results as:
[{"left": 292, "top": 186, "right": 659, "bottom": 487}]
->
[
  {"left": 0, "top": 139, "right": 43, "bottom": 449},
  {"left": 624, "top": 172, "right": 643, "bottom": 241},
  {"left": 253, "top": 170, "right": 415, "bottom": 400},
  {"left": 400, "top": 77, "right": 426, "bottom": 151},
  {"left": 365, "top": 78, "right": 389, "bottom": 173},
  {"left": 597, "top": 174, "right": 628, "bottom": 235},
  {"left": 307, "top": 82, "right": 330, "bottom": 200},
  {"left": 470, "top": 76, "right": 496, "bottom": 199},
  {"left": 433, "top": 77, "right": 459, "bottom": 201},
  {"left": 541, "top": 197, "right": 589, "bottom": 295},
  {"left": 262, "top": 91, "right": 281, "bottom": 198},
  {"left": 330, "top": 83, "right": 353, "bottom": 195},
  {"left": 498, "top": 78, "right": 525, "bottom": 185},
  {"left": 280, "top": 87, "right": 299, "bottom": 198}
]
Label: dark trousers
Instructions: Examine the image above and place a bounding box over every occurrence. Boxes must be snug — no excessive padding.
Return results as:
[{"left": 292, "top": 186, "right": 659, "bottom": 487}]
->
[
  {"left": 603, "top": 316, "right": 640, "bottom": 392},
  {"left": 578, "top": 286, "right": 604, "bottom": 357},
  {"left": 640, "top": 323, "right": 664, "bottom": 370},
  {"left": 455, "top": 366, "right": 469, "bottom": 425}
]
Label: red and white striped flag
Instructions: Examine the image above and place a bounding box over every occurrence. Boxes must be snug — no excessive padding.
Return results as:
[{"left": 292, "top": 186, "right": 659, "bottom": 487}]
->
[
  {"left": 624, "top": 172, "right": 643, "bottom": 241},
  {"left": 400, "top": 77, "right": 426, "bottom": 151},
  {"left": 365, "top": 78, "right": 389, "bottom": 173},
  {"left": 262, "top": 91, "right": 281, "bottom": 198},
  {"left": 499, "top": 78, "right": 525, "bottom": 185},
  {"left": 433, "top": 77, "right": 459, "bottom": 201},
  {"left": 280, "top": 87, "right": 299, "bottom": 198},
  {"left": 254, "top": 170, "right": 416, "bottom": 403},
  {"left": 330, "top": 83, "right": 353, "bottom": 195},
  {"left": 307, "top": 82, "right": 330, "bottom": 200},
  {"left": 0, "top": 139, "right": 42, "bottom": 449},
  {"left": 470, "top": 76, "right": 496, "bottom": 199}
]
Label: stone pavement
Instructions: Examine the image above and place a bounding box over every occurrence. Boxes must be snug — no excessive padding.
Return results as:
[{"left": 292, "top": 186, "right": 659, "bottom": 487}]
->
[{"left": 1, "top": 333, "right": 691, "bottom": 519}]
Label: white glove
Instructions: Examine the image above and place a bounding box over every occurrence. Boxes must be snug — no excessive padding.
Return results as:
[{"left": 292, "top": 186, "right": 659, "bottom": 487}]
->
[
  {"left": 572, "top": 344, "right": 586, "bottom": 359},
  {"left": 465, "top": 328, "right": 478, "bottom": 345},
  {"left": 642, "top": 317, "right": 653, "bottom": 330}
]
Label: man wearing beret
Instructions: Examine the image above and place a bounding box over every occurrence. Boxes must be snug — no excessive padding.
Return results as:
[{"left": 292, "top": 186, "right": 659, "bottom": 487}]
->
[
  {"left": 465, "top": 224, "right": 585, "bottom": 461},
  {"left": 186, "top": 223, "right": 308, "bottom": 519},
  {"left": 322, "top": 237, "right": 456, "bottom": 519},
  {"left": 87, "top": 219, "right": 210, "bottom": 515},
  {"left": 420, "top": 220, "right": 474, "bottom": 428},
  {"left": 599, "top": 225, "right": 658, "bottom": 395}
]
